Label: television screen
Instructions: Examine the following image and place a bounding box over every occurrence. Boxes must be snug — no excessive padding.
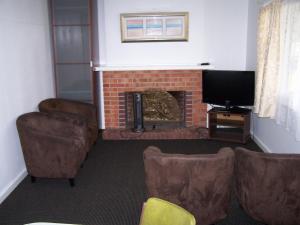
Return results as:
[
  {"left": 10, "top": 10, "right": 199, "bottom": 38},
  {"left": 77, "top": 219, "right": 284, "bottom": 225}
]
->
[{"left": 202, "top": 70, "right": 255, "bottom": 108}]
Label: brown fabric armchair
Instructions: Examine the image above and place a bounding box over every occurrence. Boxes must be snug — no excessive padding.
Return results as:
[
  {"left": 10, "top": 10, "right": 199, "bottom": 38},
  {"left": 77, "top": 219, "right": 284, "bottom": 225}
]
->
[
  {"left": 38, "top": 98, "right": 98, "bottom": 148},
  {"left": 143, "top": 146, "right": 235, "bottom": 225},
  {"left": 235, "top": 147, "right": 300, "bottom": 225},
  {"left": 17, "top": 112, "right": 89, "bottom": 186}
]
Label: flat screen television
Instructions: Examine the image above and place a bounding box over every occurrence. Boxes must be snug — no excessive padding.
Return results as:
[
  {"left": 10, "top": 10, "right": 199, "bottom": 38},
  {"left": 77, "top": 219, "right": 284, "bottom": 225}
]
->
[{"left": 202, "top": 70, "right": 255, "bottom": 111}]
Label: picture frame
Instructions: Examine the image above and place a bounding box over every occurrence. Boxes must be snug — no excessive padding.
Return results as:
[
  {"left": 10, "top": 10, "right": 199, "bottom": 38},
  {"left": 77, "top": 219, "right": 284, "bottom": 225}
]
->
[{"left": 120, "top": 12, "right": 189, "bottom": 42}]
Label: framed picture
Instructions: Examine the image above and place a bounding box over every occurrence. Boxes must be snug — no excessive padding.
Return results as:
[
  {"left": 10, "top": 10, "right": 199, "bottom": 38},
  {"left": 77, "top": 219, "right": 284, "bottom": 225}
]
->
[{"left": 120, "top": 12, "right": 189, "bottom": 42}]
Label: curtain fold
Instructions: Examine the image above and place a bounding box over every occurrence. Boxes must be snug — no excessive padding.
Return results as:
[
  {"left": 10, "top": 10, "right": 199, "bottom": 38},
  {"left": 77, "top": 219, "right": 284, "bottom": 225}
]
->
[{"left": 254, "top": 0, "right": 281, "bottom": 117}]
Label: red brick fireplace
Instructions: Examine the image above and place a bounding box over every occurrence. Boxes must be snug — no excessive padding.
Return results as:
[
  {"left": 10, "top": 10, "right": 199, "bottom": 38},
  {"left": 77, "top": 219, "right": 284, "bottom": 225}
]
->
[{"left": 102, "top": 69, "right": 208, "bottom": 139}]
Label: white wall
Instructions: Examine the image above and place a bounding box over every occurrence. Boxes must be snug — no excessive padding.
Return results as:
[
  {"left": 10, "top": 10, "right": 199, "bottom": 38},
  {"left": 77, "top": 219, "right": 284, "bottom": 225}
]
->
[
  {"left": 92, "top": 0, "right": 100, "bottom": 65},
  {"left": 97, "top": 0, "right": 107, "bottom": 66},
  {"left": 246, "top": 0, "right": 300, "bottom": 154},
  {"left": 246, "top": 0, "right": 258, "bottom": 71},
  {"left": 99, "top": 0, "right": 249, "bottom": 70},
  {"left": 253, "top": 115, "right": 300, "bottom": 153},
  {"left": 202, "top": 0, "right": 249, "bottom": 70},
  {"left": 0, "top": 0, "right": 55, "bottom": 203}
]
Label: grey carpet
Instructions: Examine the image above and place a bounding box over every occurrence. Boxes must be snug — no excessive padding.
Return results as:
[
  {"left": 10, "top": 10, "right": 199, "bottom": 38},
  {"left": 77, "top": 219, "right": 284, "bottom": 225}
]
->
[{"left": 0, "top": 139, "right": 264, "bottom": 225}]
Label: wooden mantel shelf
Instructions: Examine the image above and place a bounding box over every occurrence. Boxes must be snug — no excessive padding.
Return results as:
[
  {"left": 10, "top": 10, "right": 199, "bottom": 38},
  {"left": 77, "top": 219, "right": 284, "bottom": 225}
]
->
[{"left": 93, "top": 64, "right": 213, "bottom": 72}]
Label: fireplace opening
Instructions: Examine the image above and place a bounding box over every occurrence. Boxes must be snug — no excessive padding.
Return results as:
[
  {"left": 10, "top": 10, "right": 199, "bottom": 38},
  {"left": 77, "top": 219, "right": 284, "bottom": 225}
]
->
[{"left": 125, "top": 91, "right": 186, "bottom": 130}]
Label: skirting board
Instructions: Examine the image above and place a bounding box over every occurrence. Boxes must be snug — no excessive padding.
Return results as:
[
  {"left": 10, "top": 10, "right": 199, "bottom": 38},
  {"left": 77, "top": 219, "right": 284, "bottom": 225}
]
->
[
  {"left": 251, "top": 132, "right": 272, "bottom": 153},
  {"left": 0, "top": 168, "right": 27, "bottom": 204}
]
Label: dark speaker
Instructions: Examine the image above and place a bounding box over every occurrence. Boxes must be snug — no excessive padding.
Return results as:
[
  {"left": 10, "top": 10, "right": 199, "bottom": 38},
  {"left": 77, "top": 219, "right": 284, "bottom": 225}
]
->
[{"left": 132, "top": 92, "right": 144, "bottom": 132}]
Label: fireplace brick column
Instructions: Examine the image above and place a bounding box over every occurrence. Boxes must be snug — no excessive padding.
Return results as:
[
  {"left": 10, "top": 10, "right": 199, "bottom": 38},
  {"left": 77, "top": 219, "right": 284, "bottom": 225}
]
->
[{"left": 103, "top": 70, "right": 207, "bottom": 129}]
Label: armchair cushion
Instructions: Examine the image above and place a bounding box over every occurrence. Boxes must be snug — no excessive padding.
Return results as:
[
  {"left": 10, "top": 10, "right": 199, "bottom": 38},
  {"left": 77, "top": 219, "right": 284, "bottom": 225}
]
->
[{"left": 140, "top": 197, "right": 196, "bottom": 225}]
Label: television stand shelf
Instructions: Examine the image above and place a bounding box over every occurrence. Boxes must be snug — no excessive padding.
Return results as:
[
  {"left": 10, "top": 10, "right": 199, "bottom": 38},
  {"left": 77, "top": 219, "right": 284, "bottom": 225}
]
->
[{"left": 208, "top": 108, "right": 251, "bottom": 143}]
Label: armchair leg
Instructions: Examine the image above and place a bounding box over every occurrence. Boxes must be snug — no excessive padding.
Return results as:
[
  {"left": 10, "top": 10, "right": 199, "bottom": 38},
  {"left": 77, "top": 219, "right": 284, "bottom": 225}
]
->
[
  {"left": 69, "top": 178, "right": 75, "bottom": 187},
  {"left": 30, "top": 176, "right": 36, "bottom": 183},
  {"left": 85, "top": 152, "right": 89, "bottom": 161}
]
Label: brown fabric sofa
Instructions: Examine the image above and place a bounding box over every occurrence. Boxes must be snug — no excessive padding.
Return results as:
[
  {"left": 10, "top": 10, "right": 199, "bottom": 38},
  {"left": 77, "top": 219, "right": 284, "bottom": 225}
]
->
[
  {"left": 143, "top": 146, "right": 235, "bottom": 225},
  {"left": 38, "top": 98, "right": 98, "bottom": 148},
  {"left": 17, "top": 112, "right": 89, "bottom": 186},
  {"left": 235, "top": 147, "right": 300, "bottom": 225}
]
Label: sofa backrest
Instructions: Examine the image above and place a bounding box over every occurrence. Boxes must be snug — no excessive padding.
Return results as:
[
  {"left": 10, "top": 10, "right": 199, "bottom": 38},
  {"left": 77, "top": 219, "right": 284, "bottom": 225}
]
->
[
  {"left": 235, "top": 147, "right": 300, "bottom": 225},
  {"left": 143, "top": 146, "right": 235, "bottom": 225}
]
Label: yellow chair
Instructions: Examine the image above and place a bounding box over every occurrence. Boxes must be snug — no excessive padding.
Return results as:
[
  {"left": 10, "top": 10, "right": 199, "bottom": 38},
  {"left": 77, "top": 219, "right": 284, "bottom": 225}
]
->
[{"left": 140, "top": 198, "right": 196, "bottom": 225}]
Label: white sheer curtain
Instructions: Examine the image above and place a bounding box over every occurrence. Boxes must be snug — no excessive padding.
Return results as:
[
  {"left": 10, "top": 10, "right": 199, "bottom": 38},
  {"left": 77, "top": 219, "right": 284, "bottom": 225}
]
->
[
  {"left": 255, "top": 0, "right": 300, "bottom": 141},
  {"left": 254, "top": 0, "right": 281, "bottom": 117},
  {"left": 275, "top": 0, "right": 300, "bottom": 140}
]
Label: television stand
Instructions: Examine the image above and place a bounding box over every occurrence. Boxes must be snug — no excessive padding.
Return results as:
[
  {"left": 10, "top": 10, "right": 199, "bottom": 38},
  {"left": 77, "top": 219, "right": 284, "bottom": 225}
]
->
[
  {"left": 208, "top": 108, "right": 251, "bottom": 143},
  {"left": 212, "top": 106, "right": 251, "bottom": 114}
]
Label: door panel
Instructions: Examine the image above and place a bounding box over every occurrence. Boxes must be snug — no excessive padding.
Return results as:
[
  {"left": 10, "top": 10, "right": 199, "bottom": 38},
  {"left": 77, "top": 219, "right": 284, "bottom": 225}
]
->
[
  {"left": 56, "top": 64, "right": 92, "bottom": 102},
  {"left": 50, "top": 0, "right": 93, "bottom": 103},
  {"left": 54, "top": 26, "right": 90, "bottom": 63},
  {"left": 52, "top": 0, "right": 89, "bottom": 25}
]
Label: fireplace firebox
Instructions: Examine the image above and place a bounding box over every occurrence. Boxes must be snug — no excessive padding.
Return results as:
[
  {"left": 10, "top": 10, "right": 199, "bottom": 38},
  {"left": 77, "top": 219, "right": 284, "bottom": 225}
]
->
[{"left": 126, "top": 91, "right": 186, "bottom": 130}]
